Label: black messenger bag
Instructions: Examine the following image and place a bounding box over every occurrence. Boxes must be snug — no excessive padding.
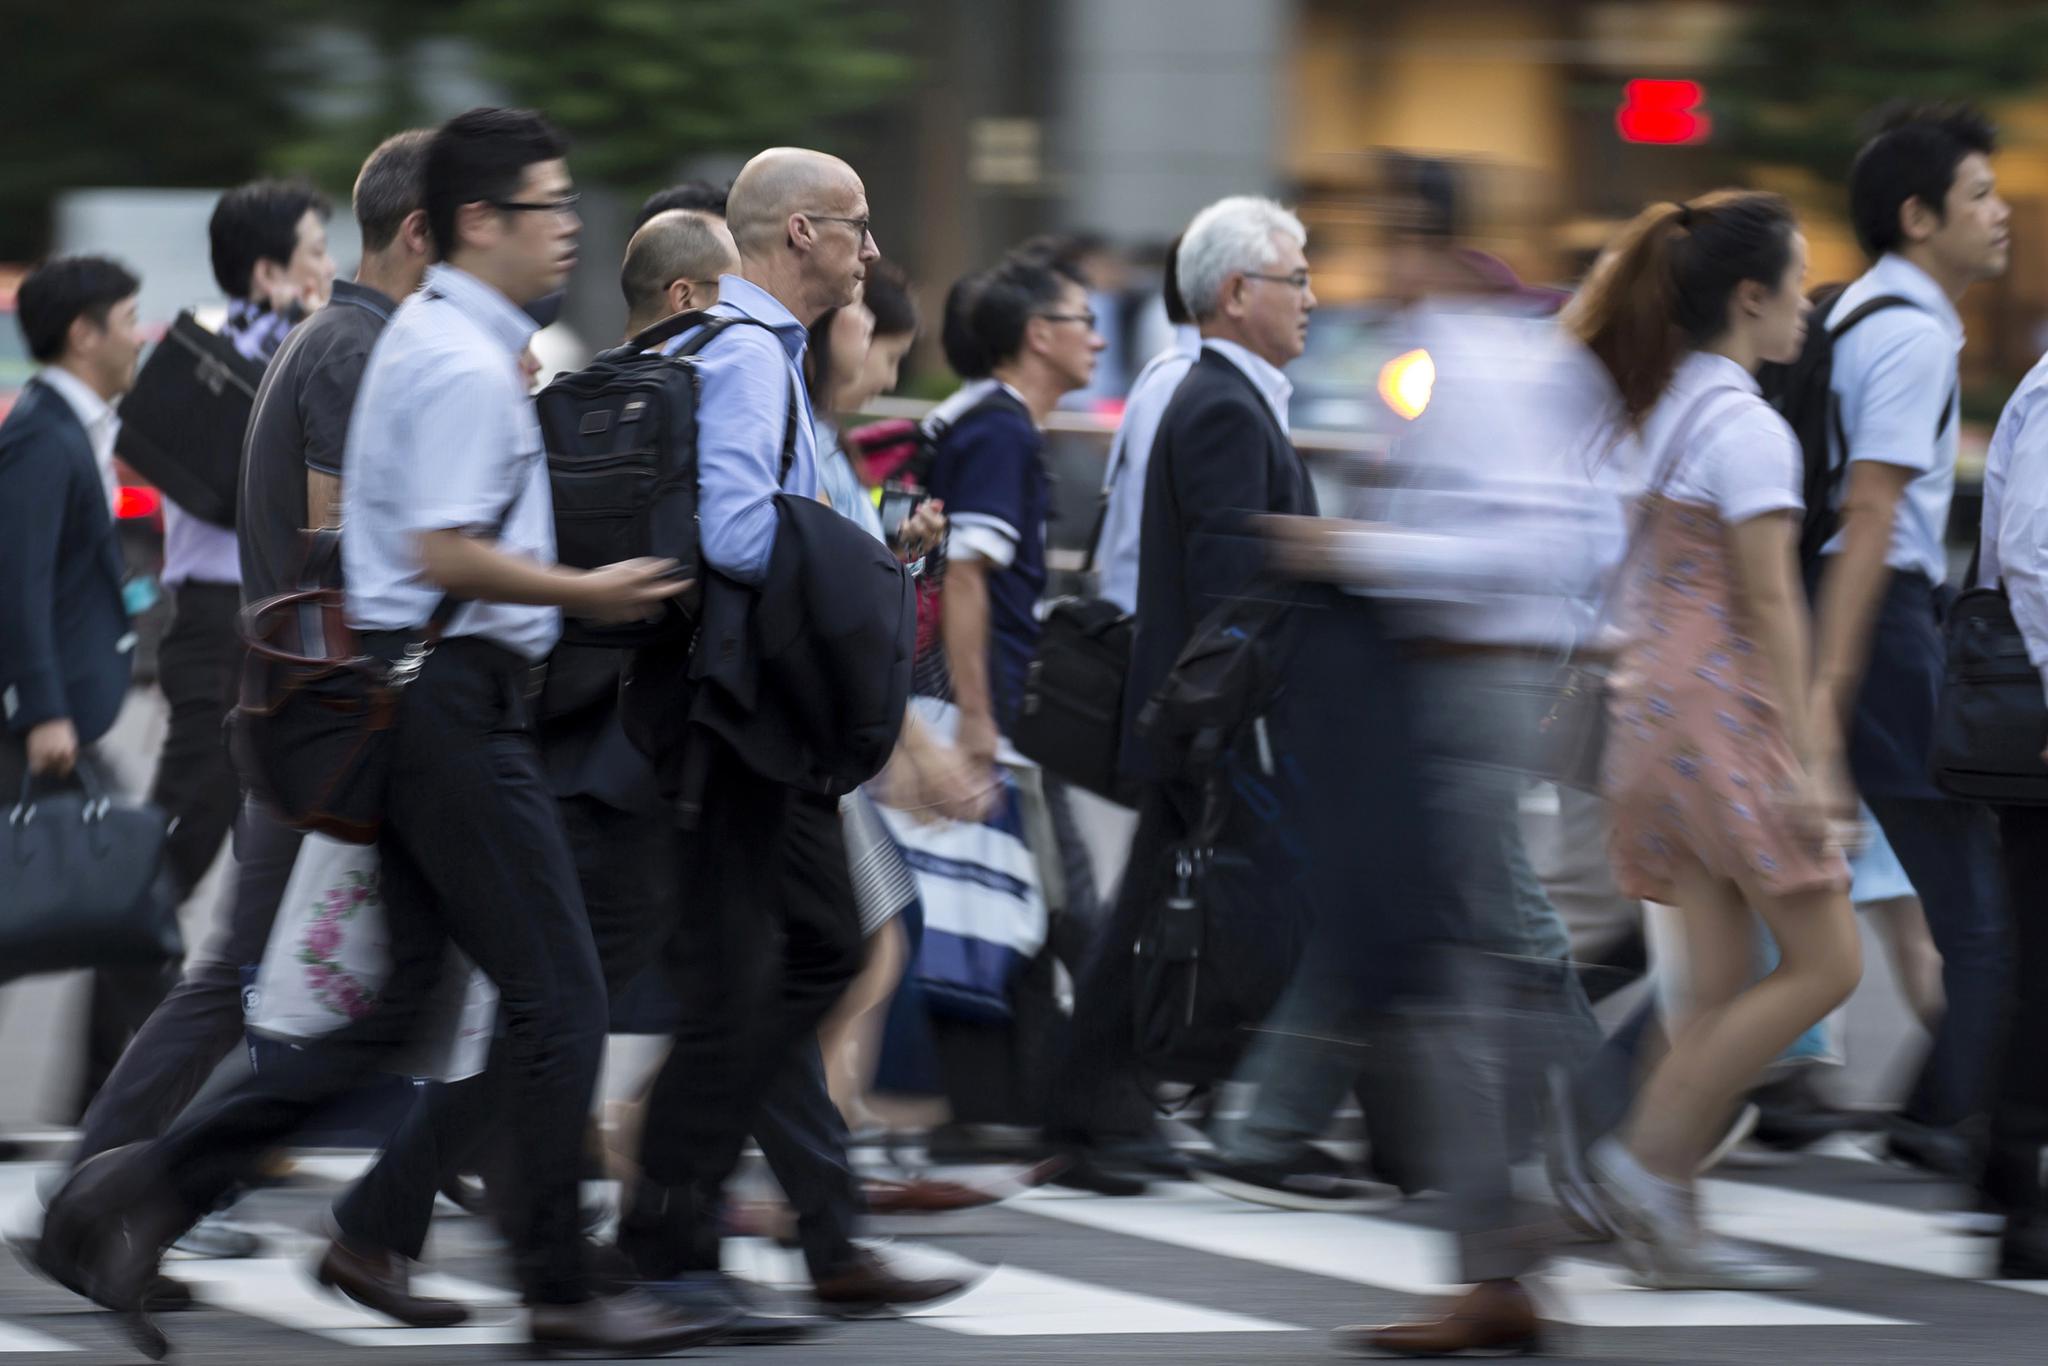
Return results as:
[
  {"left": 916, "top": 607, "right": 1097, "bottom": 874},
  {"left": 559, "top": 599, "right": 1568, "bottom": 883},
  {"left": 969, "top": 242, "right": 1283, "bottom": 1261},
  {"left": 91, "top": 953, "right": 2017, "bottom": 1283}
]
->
[{"left": 117, "top": 310, "right": 265, "bottom": 527}]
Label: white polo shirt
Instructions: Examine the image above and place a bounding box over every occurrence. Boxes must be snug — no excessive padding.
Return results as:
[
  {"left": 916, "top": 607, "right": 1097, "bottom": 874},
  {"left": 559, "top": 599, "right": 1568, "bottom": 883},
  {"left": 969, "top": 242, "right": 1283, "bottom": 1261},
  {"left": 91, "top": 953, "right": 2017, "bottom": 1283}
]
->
[{"left": 1821, "top": 253, "right": 1965, "bottom": 584}]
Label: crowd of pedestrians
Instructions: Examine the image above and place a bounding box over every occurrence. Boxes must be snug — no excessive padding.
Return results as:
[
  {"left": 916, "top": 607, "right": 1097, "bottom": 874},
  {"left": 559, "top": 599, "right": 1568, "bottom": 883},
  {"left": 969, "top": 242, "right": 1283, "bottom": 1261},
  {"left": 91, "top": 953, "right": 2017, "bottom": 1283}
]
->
[{"left": 2, "top": 95, "right": 2048, "bottom": 1362}]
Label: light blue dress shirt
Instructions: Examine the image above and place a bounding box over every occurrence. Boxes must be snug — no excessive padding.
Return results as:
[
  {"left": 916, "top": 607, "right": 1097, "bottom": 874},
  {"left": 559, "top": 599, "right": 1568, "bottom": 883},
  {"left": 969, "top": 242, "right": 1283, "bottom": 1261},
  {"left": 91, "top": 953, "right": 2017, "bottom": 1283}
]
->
[
  {"left": 341, "top": 263, "right": 559, "bottom": 660},
  {"left": 661, "top": 274, "right": 819, "bottom": 583},
  {"left": 1094, "top": 324, "right": 1201, "bottom": 613}
]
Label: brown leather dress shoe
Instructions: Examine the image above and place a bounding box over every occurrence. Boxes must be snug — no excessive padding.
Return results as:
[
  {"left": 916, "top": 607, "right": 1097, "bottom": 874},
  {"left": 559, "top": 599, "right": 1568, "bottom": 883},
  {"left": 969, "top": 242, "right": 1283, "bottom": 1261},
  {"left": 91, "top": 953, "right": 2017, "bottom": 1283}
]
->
[
  {"left": 863, "top": 1176, "right": 1003, "bottom": 1215},
  {"left": 812, "top": 1248, "right": 974, "bottom": 1317},
  {"left": 314, "top": 1236, "right": 470, "bottom": 1328},
  {"left": 1336, "top": 1279, "right": 1545, "bottom": 1357},
  {"left": 528, "top": 1287, "right": 740, "bottom": 1359}
]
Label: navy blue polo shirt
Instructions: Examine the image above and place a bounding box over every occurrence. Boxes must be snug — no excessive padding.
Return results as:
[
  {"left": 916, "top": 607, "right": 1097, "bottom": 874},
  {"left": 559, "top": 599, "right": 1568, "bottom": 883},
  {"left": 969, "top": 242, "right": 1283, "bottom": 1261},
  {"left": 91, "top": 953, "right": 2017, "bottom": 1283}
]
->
[{"left": 928, "top": 390, "right": 1050, "bottom": 730}]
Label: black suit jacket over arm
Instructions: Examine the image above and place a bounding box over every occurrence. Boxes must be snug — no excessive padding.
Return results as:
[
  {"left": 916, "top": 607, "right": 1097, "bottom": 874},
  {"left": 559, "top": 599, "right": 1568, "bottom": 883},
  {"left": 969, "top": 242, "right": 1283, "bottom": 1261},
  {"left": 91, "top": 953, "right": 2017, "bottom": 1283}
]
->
[{"left": 1121, "top": 350, "right": 1317, "bottom": 780}]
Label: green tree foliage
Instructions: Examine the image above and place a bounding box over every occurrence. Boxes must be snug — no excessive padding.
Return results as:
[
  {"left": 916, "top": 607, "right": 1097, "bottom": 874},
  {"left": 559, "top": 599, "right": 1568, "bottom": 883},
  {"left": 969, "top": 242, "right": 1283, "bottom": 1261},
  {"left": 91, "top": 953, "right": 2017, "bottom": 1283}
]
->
[
  {"left": 0, "top": 0, "right": 915, "bottom": 260},
  {"left": 456, "top": 0, "right": 915, "bottom": 189},
  {"left": 0, "top": 0, "right": 304, "bottom": 258},
  {"left": 1713, "top": 0, "right": 2048, "bottom": 182}
]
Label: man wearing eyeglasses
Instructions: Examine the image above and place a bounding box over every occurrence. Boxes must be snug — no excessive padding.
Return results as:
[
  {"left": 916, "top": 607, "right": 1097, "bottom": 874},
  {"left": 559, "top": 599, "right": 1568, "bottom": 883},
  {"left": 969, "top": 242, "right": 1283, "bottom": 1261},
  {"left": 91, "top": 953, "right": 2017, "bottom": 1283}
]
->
[
  {"left": 618, "top": 208, "right": 737, "bottom": 340},
  {"left": 1046, "top": 196, "right": 1324, "bottom": 1196},
  {"left": 616, "top": 147, "right": 970, "bottom": 1318}
]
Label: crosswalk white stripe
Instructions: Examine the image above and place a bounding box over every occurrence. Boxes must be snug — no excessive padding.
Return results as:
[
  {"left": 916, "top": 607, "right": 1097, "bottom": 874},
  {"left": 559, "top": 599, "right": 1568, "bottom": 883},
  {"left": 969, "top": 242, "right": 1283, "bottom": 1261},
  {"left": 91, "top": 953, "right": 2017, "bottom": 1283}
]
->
[
  {"left": 1701, "top": 1178, "right": 2042, "bottom": 1291},
  {"left": 1017, "top": 1184, "right": 1909, "bottom": 1328},
  {"left": 164, "top": 1256, "right": 528, "bottom": 1348},
  {"left": 724, "top": 1236, "right": 1301, "bottom": 1336},
  {"left": 0, "top": 1321, "right": 77, "bottom": 1353}
]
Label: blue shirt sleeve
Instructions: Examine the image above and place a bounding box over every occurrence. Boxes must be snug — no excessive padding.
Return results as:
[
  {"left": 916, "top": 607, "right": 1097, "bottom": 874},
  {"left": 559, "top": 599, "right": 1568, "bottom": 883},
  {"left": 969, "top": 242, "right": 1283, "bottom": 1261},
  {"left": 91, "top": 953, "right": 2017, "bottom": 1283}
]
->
[{"left": 693, "top": 325, "right": 800, "bottom": 584}]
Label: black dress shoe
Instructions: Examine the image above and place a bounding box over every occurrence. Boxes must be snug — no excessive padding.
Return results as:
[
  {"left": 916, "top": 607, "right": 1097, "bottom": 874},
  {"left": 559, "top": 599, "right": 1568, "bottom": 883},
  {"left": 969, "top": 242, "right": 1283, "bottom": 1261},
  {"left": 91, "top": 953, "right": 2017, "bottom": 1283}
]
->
[
  {"left": 39, "top": 1146, "right": 188, "bottom": 1358},
  {"left": 1882, "top": 1117, "right": 1982, "bottom": 1180},
  {"left": 314, "top": 1236, "right": 470, "bottom": 1327},
  {"left": 1749, "top": 1072, "right": 1869, "bottom": 1152},
  {"left": 1189, "top": 1149, "right": 1400, "bottom": 1213},
  {"left": 1049, "top": 1150, "right": 1151, "bottom": 1197},
  {"left": 1997, "top": 1219, "right": 2048, "bottom": 1279},
  {"left": 812, "top": 1248, "right": 973, "bottom": 1317},
  {"left": 529, "top": 1287, "right": 740, "bottom": 1359},
  {"left": 644, "top": 1271, "right": 830, "bottom": 1345}
]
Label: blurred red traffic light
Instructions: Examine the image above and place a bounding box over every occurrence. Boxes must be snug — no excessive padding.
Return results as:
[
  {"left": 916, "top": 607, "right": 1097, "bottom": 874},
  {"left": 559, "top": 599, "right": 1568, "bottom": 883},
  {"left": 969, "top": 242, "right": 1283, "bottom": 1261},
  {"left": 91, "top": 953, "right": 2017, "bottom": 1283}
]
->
[
  {"left": 1617, "top": 80, "right": 1711, "bottom": 146},
  {"left": 114, "top": 484, "right": 162, "bottom": 520}
]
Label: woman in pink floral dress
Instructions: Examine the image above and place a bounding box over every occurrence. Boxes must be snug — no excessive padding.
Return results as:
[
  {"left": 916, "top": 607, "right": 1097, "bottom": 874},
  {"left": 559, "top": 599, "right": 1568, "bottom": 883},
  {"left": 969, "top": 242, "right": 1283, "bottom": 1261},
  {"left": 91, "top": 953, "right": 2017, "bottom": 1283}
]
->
[{"left": 1565, "top": 191, "right": 1862, "bottom": 1289}]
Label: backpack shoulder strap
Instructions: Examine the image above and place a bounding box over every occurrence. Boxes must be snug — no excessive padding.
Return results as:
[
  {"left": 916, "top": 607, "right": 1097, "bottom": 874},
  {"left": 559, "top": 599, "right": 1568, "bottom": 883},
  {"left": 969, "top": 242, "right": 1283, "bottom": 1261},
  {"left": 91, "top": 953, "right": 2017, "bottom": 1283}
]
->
[
  {"left": 624, "top": 308, "right": 717, "bottom": 353},
  {"left": 1827, "top": 293, "right": 1918, "bottom": 340}
]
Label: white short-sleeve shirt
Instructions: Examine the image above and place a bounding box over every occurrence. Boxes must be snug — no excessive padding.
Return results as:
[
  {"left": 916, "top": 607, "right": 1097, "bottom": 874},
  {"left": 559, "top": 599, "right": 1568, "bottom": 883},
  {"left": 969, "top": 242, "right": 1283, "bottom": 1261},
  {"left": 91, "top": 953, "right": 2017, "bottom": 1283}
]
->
[
  {"left": 1639, "top": 352, "right": 1803, "bottom": 524},
  {"left": 1820, "top": 253, "right": 1965, "bottom": 583},
  {"left": 341, "top": 264, "right": 559, "bottom": 660}
]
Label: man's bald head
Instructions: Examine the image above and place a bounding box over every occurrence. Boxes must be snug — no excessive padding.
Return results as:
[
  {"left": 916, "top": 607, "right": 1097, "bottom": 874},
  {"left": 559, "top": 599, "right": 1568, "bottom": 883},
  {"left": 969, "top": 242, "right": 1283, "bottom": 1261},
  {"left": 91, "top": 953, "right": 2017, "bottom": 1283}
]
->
[
  {"left": 619, "top": 209, "right": 737, "bottom": 329},
  {"left": 726, "top": 148, "right": 863, "bottom": 257}
]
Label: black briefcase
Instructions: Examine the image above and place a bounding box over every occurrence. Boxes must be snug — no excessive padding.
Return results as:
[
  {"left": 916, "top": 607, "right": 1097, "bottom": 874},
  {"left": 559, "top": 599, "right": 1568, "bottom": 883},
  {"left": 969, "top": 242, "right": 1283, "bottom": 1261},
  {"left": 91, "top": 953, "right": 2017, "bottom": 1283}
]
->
[
  {"left": 1014, "top": 595, "right": 1136, "bottom": 806},
  {"left": 1931, "top": 581, "right": 2048, "bottom": 804},
  {"left": 0, "top": 767, "right": 183, "bottom": 986},
  {"left": 116, "top": 310, "right": 265, "bottom": 527}
]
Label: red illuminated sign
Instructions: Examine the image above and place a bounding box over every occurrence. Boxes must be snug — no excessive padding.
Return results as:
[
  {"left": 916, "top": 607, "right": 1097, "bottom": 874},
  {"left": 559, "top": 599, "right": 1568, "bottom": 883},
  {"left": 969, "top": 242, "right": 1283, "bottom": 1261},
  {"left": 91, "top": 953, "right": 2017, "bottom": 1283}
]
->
[
  {"left": 113, "top": 485, "right": 162, "bottom": 520},
  {"left": 1617, "top": 79, "right": 1711, "bottom": 146}
]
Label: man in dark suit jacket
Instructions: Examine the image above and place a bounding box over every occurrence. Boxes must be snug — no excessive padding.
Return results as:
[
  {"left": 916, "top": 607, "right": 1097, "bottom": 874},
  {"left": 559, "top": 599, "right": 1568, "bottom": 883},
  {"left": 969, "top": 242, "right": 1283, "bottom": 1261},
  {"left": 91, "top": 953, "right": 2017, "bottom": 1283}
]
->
[
  {"left": 1047, "top": 196, "right": 1321, "bottom": 1192},
  {"left": 0, "top": 256, "right": 143, "bottom": 792}
]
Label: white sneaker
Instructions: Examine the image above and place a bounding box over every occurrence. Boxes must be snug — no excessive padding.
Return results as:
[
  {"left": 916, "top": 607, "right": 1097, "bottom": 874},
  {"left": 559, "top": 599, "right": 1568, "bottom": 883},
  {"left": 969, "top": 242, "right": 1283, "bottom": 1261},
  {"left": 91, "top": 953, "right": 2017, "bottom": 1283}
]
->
[{"left": 1632, "top": 1232, "right": 1819, "bottom": 1291}]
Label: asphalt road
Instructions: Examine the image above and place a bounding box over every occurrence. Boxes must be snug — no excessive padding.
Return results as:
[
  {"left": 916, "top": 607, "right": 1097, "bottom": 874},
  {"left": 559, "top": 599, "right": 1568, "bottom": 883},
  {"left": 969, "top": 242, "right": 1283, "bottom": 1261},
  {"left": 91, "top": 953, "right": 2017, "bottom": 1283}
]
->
[{"left": 0, "top": 1136, "right": 2038, "bottom": 1366}]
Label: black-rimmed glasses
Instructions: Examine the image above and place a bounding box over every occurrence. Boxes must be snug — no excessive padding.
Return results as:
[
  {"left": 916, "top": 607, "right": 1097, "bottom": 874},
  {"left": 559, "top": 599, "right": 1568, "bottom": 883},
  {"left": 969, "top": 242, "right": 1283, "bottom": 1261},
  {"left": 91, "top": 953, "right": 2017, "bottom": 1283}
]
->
[
  {"left": 1036, "top": 311, "right": 1099, "bottom": 329},
  {"left": 492, "top": 192, "right": 583, "bottom": 216},
  {"left": 804, "top": 213, "right": 873, "bottom": 242},
  {"left": 1243, "top": 270, "right": 1312, "bottom": 291}
]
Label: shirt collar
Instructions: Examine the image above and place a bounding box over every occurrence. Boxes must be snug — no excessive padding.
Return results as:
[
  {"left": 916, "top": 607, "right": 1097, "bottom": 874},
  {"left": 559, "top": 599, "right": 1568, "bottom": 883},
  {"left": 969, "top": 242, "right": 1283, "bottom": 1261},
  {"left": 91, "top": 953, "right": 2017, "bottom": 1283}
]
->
[
  {"left": 711, "top": 274, "right": 810, "bottom": 363},
  {"left": 1868, "top": 253, "right": 1966, "bottom": 343},
  {"left": 1679, "top": 349, "right": 1763, "bottom": 397},
  {"left": 36, "top": 365, "right": 115, "bottom": 436},
  {"left": 1203, "top": 337, "right": 1294, "bottom": 432},
  {"left": 422, "top": 263, "right": 537, "bottom": 358},
  {"left": 329, "top": 276, "right": 398, "bottom": 318}
]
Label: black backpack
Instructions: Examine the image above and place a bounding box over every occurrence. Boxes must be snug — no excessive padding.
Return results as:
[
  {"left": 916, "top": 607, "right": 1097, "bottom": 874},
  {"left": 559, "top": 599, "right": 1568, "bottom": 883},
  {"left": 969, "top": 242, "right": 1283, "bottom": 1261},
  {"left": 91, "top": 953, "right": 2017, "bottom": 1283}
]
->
[
  {"left": 536, "top": 310, "right": 799, "bottom": 648},
  {"left": 1757, "top": 285, "right": 1955, "bottom": 566}
]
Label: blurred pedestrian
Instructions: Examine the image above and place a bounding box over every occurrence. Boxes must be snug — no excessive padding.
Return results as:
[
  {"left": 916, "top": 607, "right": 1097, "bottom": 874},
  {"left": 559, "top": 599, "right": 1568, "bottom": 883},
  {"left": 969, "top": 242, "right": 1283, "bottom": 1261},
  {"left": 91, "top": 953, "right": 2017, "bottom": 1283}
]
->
[{"left": 618, "top": 207, "right": 735, "bottom": 338}]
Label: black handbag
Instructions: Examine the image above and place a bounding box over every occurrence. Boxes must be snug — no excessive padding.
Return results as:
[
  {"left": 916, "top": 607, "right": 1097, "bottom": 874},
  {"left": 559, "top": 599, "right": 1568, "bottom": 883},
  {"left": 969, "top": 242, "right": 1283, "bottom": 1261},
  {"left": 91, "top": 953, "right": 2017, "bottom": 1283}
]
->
[
  {"left": 116, "top": 310, "right": 265, "bottom": 527},
  {"left": 1931, "top": 546, "right": 2048, "bottom": 804},
  {"left": 1013, "top": 495, "right": 1138, "bottom": 805},
  {"left": 0, "top": 765, "right": 182, "bottom": 986},
  {"left": 1131, "top": 783, "right": 1305, "bottom": 1085}
]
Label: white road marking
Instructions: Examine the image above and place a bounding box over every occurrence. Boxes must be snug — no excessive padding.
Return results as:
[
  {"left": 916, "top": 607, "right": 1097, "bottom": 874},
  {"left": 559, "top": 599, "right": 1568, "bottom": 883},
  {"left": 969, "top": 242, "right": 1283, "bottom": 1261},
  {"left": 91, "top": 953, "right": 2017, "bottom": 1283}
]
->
[{"left": 1019, "top": 1183, "right": 1909, "bottom": 1328}]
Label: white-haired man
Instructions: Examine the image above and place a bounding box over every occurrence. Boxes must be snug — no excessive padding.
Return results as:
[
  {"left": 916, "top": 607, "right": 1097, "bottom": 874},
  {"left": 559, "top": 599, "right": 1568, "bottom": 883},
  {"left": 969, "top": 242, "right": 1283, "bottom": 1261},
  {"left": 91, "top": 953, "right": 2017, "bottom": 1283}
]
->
[{"left": 1044, "top": 195, "right": 1322, "bottom": 1195}]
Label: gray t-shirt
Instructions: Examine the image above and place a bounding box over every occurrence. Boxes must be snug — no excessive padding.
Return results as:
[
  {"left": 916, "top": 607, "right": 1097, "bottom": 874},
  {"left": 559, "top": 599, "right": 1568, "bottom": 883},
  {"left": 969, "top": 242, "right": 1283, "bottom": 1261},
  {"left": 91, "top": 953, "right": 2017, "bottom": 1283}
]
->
[{"left": 237, "top": 279, "right": 397, "bottom": 603}]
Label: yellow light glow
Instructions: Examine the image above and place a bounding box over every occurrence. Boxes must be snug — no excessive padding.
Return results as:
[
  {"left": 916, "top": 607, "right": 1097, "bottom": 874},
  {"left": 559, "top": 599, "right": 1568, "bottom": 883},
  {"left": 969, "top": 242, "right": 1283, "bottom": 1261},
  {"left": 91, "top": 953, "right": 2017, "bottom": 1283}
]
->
[{"left": 1378, "top": 348, "right": 1435, "bottom": 421}]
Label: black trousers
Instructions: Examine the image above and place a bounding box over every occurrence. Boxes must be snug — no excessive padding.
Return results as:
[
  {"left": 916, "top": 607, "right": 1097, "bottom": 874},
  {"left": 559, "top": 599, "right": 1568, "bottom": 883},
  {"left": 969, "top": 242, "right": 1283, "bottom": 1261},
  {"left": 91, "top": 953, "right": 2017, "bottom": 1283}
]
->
[
  {"left": 621, "top": 739, "right": 864, "bottom": 1279},
  {"left": 1865, "top": 795, "right": 2009, "bottom": 1129},
  {"left": 1045, "top": 782, "right": 1191, "bottom": 1148},
  {"left": 74, "top": 797, "right": 303, "bottom": 1162},
  {"left": 1986, "top": 805, "right": 2048, "bottom": 1222},
  {"left": 148, "top": 582, "right": 243, "bottom": 900},
  {"left": 151, "top": 639, "right": 607, "bottom": 1304}
]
